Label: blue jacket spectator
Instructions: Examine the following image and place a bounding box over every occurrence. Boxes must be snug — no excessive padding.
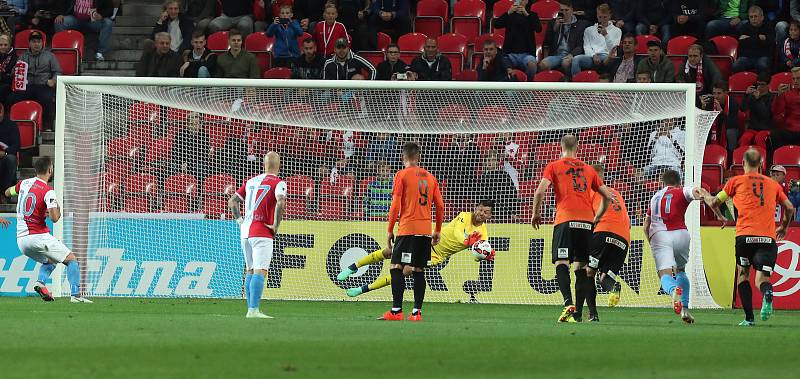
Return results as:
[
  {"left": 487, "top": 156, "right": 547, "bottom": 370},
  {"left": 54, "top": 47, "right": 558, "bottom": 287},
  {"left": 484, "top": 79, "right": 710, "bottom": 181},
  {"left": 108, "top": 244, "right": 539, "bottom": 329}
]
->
[{"left": 267, "top": 19, "right": 303, "bottom": 65}]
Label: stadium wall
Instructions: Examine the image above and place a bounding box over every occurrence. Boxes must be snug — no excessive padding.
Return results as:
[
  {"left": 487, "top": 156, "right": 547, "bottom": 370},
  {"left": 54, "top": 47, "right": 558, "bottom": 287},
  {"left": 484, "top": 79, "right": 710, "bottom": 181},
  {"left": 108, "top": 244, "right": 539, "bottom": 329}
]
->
[{"left": 2, "top": 214, "right": 799, "bottom": 309}]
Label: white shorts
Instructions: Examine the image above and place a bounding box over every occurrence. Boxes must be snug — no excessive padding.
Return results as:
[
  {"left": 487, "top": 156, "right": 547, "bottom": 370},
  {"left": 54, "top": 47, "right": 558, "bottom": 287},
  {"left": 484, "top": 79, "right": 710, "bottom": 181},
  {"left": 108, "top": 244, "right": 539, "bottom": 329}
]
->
[
  {"left": 650, "top": 229, "right": 691, "bottom": 271},
  {"left": 241, "top": 237, "right": 274, "bottom": 271},
  {"left": 17, "top": 233, "right": 71, "bottom": 264}
]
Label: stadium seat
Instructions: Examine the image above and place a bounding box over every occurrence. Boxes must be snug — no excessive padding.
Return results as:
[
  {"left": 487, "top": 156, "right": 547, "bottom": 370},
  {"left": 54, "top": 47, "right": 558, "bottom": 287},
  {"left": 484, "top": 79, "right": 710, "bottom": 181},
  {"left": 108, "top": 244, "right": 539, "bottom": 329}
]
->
[
  {"left": 438, "top": 33, "right": 468, "bottom": 75},
  {"left": 415, "top": 0, "right": 449, "bottom": 38},
  {"left": 666, "top": 36, "right": 697, "bottom": 55},
  {"left": 203, "top": 173, "right": 237, "bottom": 195},
  {"left": 144, "top": 136, "right": 173, "bottom": 165},
  {"left": 128, "top": 102, "right": 160, "bottom": 126},
  {"left": 728, "top": 71, "right": 758, "bottom": 104},
  {"left": 9, "top": 101, "right": 42, "bottom": 150},
  {"left": 201, "top": 173, "right": 236, "bottom": 219},
  {"left": 533, "top": 70, "right": 564, "bottom": 82},
  {"left": 162, "top": 173, "right": 198, "bottom": 213},
  {"left": 437, "top": 104, "right": 471, "bottom": 124},
  {"left": 666, "top": 55, "right": 685, "bottom": 75},
  {"left": 52, "top": 30, "right": 84, "bottom": 75},
  {"left": 286, "top": 175, "right": 314, "bottom": 219},
  {"left": 529, "top": 0, "right": 559, "bottom": 20},
  {"left": 702, "top": 144, "right": 727, "bottom": 192},
  {"left": 377, "top": 32, "right": 392, "bottom": 51},
  {"left": 123, "top": 173, "right": 158, "bottom": 213},
  {"left": 571, "top": 70, "right": 599, "bottom": 82},
  {"left": 710, "top": 35, "right": 738, "bottom": 58},
  {"left": 13, "top": 29, "right": 46, "bottom": 54},
  {"left": 510, "top": 69, "right": 528, "bottom": 82},
  {"left": 731, "top": 145, "right": 767, "bottom": 174},
  {"left": 398, "top": 32, "right": 428, "bottom": 63},
  {"left": 262, "top": 67, "right": 292, "bottom": 79},
  {"left": 207, "top": 31, "right": 230, "bottom": 52},
  {"left": 453, "top": 69, "right": 478, "bottom": 81},
  {"left": 318, "top": 177, "right": 354, "bottom": 220},
  {"left": 490, "top": 0, "right": 514, "bottom": 34},
  {"left": 635, "top": 35, "right": 660, "bottom": 54},
  {"left": 244, "top": 32, "right": 273, "bottom": 71},
  {"left": 769, "top": 72, "right": 792, "bottom": 93},
  {"left": 773, "top": 145, "right": 800, "bottom": 180},
  {"left": 357, "top": 51, "right": 386, "bottom": 69},
  {"left": 451, "top": 0, "right": 486, "bottom": 45},
  {"left": 98, "top": 172, "right": 123, "bottom": 212}
]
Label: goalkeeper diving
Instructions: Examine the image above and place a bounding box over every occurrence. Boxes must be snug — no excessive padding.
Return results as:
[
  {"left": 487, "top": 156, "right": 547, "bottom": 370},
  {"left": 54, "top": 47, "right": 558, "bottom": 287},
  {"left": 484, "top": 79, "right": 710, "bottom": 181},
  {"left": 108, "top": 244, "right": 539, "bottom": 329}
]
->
[{"left": 337, "top": 200, "right": 495, "bottom": 297}]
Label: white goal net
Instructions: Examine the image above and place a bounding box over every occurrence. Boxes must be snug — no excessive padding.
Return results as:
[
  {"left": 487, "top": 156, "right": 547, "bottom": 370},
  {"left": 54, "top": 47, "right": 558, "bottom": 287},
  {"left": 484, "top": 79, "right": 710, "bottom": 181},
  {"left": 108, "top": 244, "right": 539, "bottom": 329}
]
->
[{"left": 55, "top": 78, "right": 719, "bottom": 308}]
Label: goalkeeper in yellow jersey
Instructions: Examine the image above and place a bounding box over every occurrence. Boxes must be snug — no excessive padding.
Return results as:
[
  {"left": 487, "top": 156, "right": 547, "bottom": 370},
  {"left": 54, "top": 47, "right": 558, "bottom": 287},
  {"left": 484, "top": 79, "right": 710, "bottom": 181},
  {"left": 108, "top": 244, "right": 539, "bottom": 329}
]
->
[{"left": 336, "top": 200, "right": 495, "bottom": 297}]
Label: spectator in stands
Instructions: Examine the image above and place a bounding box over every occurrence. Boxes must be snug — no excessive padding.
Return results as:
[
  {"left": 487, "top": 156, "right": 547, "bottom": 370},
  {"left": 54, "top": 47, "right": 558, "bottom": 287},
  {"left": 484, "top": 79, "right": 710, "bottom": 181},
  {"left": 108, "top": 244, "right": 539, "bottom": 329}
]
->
[
  {"left": 376, "top": 44, "right": 409, "bottom": 80},
  {"left": 645, "top": 118, "right": 685, "bottom": 179},
  {"left": 294, "top": 0, "right": 326, "bottom": 32},
  {"left": 313, "top": 4, "right": 350, "bottom": 58},
  {"left": 572, "top": 0, "right": 599, "bottom": 23},
  {"left": 607, "top": 0, "right": 636, "bottom": 36},
  {"left": 702, "top": 81, "right": 740, "bottom": 152},
  {"left": 706, "top": 0, "right": 750, "bottom": 38},
  {"left": 266, "top": 5, "right": 302, "bottom": 68},
  {"left": 8, "top": 31, "right": 59, "bottom": 131},
  {"left": 780, "top": 21, "right": 800, "bottom": 71},
  {"left": 183, "top": 0, "right": 216, "bottom": 35},
  {"left": 636, "top": 70, "right": 652, "bottom": 83},
  {"left": 152, "top": 1, "right": 194, "bottom": 54},
  {"left": 669, "top": 0, "right": 705, "bottom": 38},
  {"left": 365, "top": 132, "right": 398, "bottom": 170},
  {"left": 215, "top": 29, "right": 260, "bottom": 78},
  {"left": 771, "top": 67, "right": 800, "bottom": 148},
  {"left": 732, "top": 6, "right": 774, "bottom": 73},
  {"left": 0, "top": 103, "right": 19, "bottom": 204},
  {"left": 0, "top": 34, "right": 16, "bottom": 106},
  {"left": 479, "top": 152, "right": 518, "bottom": 222},
  {"left": 607, "top": 34, "right": 641, "bottom": 83},
  {"left": 26, "top": 1, "right": 67, "bottom": 38},
  {"left": 368, "top": 0, "right": 410, "bottom": 42},
  {"left": 364, "top": 161, "right": 393, "bottom": 219},
  {"left": 54, "top": 0, "right": 114, "bottom": 61},
  {"left": 677, "top": 44, "right": 722, "bottom": 103},
  {"left": 3, "top": 0, "right": 26, "bottom": 38},
  {"left": 291, "top": 38, "right": 325, "bottom": 79},
  {"left": 180, "top": 31, "right": 216, "bottom": 77},
  {"left": 136, "top": 32, "right": 183, "bottom": 77},
  {"left": 636, "top": 40, "right": 674, "bottom": 83},
  {"left": 789, "top": 176, "right": 800, "bottom": 221},
  {"left": 739, "top": 73, "right": 773, "bottom": 149},
  {"left": 207, "top": 0, "right": 254, "bottom": 35},
  {"left": 571, "top": 4, "right": 621, "bottom": 76},
  {"left": 540, "top": 0, "right": 589, "bottom": 74},
  {"left": 253, "top": 0, "right": 294, "bottom": 32},
  {"left": 409, "top": 38, "right": 452, "bottom": 81},
  {"left": 634, "top": 1, "right": 670, "bottom": 41},
  {"left": 494, "top": 0, "right": 542, "bottom": 79},
  {"left": 766, "top": 0, "right": 793, "bottom": 44},
  {"left": 334, "top": 0, "right": 371, "bottom": 51},
  {"left": 322, "top": 37, "right": 376, "bottom": 80},
  {"left": 171, "top": 111, "right": 210, "bottom": 181},
  {"left": 477, "top": 39, "right": 513, "bottom": 81}
]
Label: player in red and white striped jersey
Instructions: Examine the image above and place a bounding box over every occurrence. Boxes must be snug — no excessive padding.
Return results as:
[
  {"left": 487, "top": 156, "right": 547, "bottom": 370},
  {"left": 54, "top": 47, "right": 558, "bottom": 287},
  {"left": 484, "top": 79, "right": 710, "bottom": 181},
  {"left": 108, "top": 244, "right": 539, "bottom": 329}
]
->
[
  {"left": 644, "top": 169, "right": 716, "bottom": 323},
  {"left": 228, "top": 152, "right": 287, "bottom": 319},
  {"left": 3, "top": 157, "right": 91, "bottom": 303}
]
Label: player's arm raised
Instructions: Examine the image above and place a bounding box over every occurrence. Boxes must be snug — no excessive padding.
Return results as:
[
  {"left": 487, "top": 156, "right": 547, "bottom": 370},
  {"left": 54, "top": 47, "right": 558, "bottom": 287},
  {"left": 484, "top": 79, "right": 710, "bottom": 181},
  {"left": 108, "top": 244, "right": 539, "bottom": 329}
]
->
[
  {"left": 432, "top": 181, "right": 444, "bottom": 245},
  {"left": 530, "top": 178, "right": 551, "bottom": 230}
]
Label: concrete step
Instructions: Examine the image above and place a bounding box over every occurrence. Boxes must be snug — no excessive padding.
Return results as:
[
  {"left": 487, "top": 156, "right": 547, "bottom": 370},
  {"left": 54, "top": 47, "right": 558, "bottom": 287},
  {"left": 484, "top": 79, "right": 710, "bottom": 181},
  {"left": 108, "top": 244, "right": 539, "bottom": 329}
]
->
[
  {"left": 82, "top": 69, "right": 136, "bottom": 77},
  {"left": 112, "top": 34, "right": 150, "bottom": 50},
  {"left": 114, "top": 16, "right": 157, "bottom": 27},
  {"left": 39, "top": 144, "right": 55, "bottom": 157},
  {"left": 108, "top": 49, "right": 144, "bottom": 62},
  {"left": 84, "top": 60, "right": 138, "bottom": 71},
  {"left": 19, "top": 168, "right": 35, "bottom": 178},
  {"left": 112, "top": 26, "right": 153, "bottom": 36},
  {"left": 41, "top": 132, "right": 54, "bottom": 144},
  {"left": 122, "top": 4, "right": 163, "bottom": 17}
]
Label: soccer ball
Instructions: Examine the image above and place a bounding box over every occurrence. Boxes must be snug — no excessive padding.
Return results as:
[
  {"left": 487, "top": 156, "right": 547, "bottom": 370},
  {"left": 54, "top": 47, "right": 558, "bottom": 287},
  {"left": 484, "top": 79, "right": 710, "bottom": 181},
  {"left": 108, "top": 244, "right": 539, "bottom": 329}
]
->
[{"left": 471, "top": 240, "right": 494, "bottom": 261}]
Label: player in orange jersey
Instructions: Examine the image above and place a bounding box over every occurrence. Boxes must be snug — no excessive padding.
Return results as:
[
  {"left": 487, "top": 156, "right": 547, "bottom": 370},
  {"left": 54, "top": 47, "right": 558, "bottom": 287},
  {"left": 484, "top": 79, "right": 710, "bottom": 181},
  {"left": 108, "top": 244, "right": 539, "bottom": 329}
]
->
[
  {"left": 706, "top": 148, "right": 795, "bottom": 326},
  {"left": 531, "top": 134, "right": 614, "bottom": 323},
  {"left": 379, "top": 142, "right": 444, "bottom": 322}
]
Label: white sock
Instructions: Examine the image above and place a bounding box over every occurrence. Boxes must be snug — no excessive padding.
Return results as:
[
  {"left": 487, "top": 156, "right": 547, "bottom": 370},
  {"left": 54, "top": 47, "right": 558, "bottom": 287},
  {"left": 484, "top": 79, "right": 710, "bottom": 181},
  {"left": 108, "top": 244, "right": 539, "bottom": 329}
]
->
[
  {"left": 412, "top": 308, "right": 420, "bottom": 314},
  {"left": 391, "top": 307, "right": 401, "bottom": 312}
]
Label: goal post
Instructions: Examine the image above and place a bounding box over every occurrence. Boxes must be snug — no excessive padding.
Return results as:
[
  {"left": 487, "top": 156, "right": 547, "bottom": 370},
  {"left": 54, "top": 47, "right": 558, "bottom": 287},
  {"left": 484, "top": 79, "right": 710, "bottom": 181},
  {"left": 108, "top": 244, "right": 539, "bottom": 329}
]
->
[{"left": 54, "top": 76, "right": 720, "bottom": 308}]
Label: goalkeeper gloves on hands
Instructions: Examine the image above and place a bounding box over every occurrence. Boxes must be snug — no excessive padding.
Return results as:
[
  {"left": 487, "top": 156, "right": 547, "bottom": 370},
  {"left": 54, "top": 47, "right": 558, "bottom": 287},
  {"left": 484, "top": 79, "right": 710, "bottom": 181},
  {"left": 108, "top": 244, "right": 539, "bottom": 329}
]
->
[{"left": 464, "top": 231, "right": 482, "bottom": 247}]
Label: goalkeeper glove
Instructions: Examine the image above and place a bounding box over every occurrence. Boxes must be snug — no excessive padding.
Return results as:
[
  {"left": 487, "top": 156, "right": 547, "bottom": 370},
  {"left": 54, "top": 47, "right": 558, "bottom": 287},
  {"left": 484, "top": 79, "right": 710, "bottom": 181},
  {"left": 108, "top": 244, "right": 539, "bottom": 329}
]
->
[{"left": 464, "top": 231, "right": 482, "bottom": 247}]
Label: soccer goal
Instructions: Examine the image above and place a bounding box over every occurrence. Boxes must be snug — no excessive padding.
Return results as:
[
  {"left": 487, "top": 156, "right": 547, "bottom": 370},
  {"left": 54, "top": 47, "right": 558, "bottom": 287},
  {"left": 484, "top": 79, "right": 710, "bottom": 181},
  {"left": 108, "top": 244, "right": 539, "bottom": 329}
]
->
[{"left": 54, "top": 77, "right": 720, "bottom": 308}]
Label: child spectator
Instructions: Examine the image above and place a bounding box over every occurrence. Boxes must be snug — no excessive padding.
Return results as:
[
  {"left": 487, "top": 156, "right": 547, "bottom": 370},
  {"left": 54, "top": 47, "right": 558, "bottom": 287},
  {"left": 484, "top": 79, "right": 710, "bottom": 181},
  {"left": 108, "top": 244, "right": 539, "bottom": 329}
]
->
[
  {"left": 313, "top": 4, "right": 350, "bottom": 58},
  {"left": 780, "top": 21, "right": 800, "bottom": 71},
  {"left": 266, "top": 5, "right": 303, "bottom": 68}
]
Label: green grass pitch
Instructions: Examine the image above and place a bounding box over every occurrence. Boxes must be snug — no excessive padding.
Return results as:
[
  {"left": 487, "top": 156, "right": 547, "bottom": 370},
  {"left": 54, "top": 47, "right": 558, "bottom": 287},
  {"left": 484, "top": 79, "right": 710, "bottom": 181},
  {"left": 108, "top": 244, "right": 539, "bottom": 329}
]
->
[{"left": 2, "top": 298, "right": 799, "bottom": 379}]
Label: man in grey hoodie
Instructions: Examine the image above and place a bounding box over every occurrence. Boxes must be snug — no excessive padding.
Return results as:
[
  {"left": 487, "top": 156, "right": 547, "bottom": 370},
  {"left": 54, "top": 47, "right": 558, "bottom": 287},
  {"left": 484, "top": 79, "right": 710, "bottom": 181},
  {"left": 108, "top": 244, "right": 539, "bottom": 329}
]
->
[{"left": 7, "top": 31, "right": 61, "bottom": 131}]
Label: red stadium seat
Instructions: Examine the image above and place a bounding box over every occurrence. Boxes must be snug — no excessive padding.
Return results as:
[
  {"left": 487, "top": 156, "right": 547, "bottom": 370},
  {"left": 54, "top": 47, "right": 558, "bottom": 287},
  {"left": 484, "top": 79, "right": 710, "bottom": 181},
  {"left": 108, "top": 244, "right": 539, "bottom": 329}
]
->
[
  {"left": 731, "top": 145, "right": 767, "bottom": 174},
  {"left": 635, "top": 35, "right": 660, "bottom": 54},
  {"left": 127, "top": 102, "right": 160, "bottom": 125},
  {"left": 123, "top": 173, "right": 158, "bottom": 213},
  {"left": 773, "top": 145, "right": 800, "bottom": 180},
  {"left": 510, "top": 69, "right": 528, "bottom": 82},
  {"left": 9, "top": 101, "right": 42, "bottom": 150},
  {"left": 207, "top": 31, "right": 230, "bottom": 52},
  {"left": 451, "top": 0, "right": 486, "bottom": 45},
  {"left": 286, "top": 175, "right": 314, "bottom": 219},
  {"left": 377, "top": 32, "right": 392, "bottom": 51},
  {"left": 666, "top": 55, "right": 684, "bottom": 75},
  {"left": 202, "top": 196, "right": 230, "bottom": 219},
  {"left": 533, "top": 70, "right": 564, "bottom": 82},
  {"left": 162, "top": 173, "right": 198, "bottom": 213},
  {"left": 98, "top": 171, "right": 123, "bottom": 212},
  {"left": 317, "top": 178, "right": 354, "bottom": 220},
  {"left": 52, "top": 30, "right": 84, "bottom": 75},
  {"left": 666, "top": 36, "right": 697, "bottom": 55},
  {"left": 769, "top": 72, "right": 792, "bottom": 93},
  {"left": 201, "top": 174, "right": 236, "bottom": 219},
  {"left": 438, "top": 33, "right": 468, "bottom": 74},
  {"left": 358, "top": 51, "right": 385, "bottom": 69},
  {"left": 710, "top": 35, "right": 738, "bottom": 58},
  {"left": 437, "top": 104, "right": 471, "bottom": 123},
  {"left": 144, "top": 136, "right": 173, "bottom": 165},
  {"left": 490, "top": 0, "right": 514, "bottom": 34},
  {"left": 702, "top": 144, "right": 727, "bottom": 192},
  {"left": 398, "top": 32, "right": 428, "bottom": 52},
  {"left": 244, "top": 32, "right": 274, "bottom": 71},
  {"left": 203, "top": 173, "right": 237, "bottom": 195},
  {"left": 453, "top": 69, "right": 478, "bottom": 81},
  {"left": 415, "top": 0, "right": 449, "bottom": 38},
  {"left": 13, "top": 29, "right": 46, "bottom": 53},
  {"left": 729, "top": 71, "right": 758, "bottom": 104},
  {"left": 262, "top": 67, "right": 292, "bottom": 79},
  {"left": 709, "top": 55, "right": 733, "bottom": 80},
  {"left": 529, "top": 0, "right": 559, "bottom": 20},
  {"left": 572, "top": 70, "right": 599, "bottom": 82}
]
